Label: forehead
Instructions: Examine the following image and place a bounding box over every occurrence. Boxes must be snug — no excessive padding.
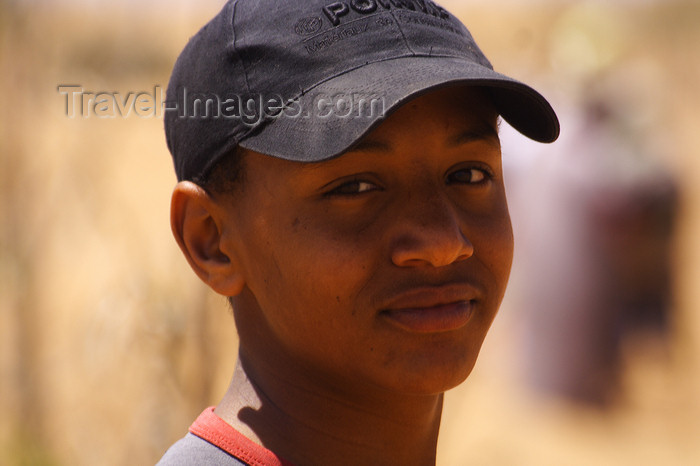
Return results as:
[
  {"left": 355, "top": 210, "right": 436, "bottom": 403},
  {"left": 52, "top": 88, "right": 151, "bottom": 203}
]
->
[{"left": 351, "top": 85, "right": 499, "bottom": 151}]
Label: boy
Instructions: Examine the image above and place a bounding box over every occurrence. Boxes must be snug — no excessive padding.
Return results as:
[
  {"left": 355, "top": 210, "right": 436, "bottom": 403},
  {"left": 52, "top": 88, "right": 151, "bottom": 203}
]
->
[{"left": 158, "top": 0, "right": 559, "bottom": 464}]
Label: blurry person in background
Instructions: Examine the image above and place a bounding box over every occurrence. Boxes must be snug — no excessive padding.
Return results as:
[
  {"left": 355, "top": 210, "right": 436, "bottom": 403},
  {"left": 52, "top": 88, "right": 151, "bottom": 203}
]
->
[{"left": 506, "top": 68, "right": 678, "bottom": 407}]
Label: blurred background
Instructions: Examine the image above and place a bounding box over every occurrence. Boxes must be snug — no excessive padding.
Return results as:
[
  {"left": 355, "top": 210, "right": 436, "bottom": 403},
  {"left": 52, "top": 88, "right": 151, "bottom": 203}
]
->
[{"left": 1, "top": 0, "right": 698, "bottom": 464}]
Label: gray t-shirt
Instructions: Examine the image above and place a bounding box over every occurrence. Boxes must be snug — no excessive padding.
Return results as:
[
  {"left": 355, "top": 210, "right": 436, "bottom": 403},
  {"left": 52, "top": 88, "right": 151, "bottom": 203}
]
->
[{"left": 157, "top": 433, "right": 247, "bottom": 465}]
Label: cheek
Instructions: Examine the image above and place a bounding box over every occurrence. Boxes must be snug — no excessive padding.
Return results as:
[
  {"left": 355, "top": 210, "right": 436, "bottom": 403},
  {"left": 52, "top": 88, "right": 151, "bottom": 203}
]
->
[
  {"left": 240, "top": 212, "right": 374, "bottom": 324},
  {"left": 472, "top": 203, "right": 514, "bottom": 293},
  {"left": 286, "top": 221, "right": 376, "bottom": 301},
  {"left": 242, "top": 222, "right": 383, "bottom": 374},
  {"left": 494, "top": 212, "right": 515, "bottom": 275}
]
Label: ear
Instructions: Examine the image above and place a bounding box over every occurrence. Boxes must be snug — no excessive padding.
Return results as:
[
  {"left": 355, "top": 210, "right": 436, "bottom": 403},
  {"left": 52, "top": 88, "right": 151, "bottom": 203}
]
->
[{"left": 170, "top": 181, "right": 245, "bottom": 297}]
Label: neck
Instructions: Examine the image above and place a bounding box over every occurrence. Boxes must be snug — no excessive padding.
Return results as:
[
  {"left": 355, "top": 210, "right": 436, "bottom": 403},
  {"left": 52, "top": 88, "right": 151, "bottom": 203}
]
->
[{"left": 216, "top": 351, "right": 444, "bottom": 466}]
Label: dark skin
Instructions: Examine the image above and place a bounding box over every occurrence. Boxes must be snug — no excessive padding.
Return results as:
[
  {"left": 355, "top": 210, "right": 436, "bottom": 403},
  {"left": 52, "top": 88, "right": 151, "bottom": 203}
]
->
[{"left": 170, "top": 86, "right": 514, "bottom": 466}]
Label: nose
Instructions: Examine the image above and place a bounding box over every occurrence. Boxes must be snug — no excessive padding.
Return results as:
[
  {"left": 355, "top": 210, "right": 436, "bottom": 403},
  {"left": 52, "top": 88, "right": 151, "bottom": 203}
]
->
[{"left": 390, "top": 189, "right": 474, "bottom": 268}]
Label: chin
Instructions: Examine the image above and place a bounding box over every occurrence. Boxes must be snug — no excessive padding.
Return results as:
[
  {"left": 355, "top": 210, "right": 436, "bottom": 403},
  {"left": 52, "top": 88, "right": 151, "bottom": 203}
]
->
[{"left": 385, "top": 343, "right": 485, "bottom": 395}]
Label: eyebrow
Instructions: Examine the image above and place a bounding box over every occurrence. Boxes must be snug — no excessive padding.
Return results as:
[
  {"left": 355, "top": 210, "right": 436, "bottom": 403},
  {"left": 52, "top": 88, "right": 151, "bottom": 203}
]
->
[
  {"left": 348, "top": 139, "right": 391, "bottom": 153},
  {"left": 448, "top": 125, "right": 500, "bottom": 148}
]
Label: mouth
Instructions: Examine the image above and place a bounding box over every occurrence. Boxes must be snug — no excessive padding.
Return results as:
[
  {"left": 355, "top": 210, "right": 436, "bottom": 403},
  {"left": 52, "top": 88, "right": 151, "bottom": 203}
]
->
[{"left": 379, "top": 285, "right": 480, "bottom": 333}]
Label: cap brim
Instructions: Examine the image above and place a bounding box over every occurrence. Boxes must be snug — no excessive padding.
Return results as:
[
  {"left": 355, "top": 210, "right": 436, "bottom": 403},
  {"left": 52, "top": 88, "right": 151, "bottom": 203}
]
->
[{"left": 239, "top": 56, "right": 560, "bottom": 162}]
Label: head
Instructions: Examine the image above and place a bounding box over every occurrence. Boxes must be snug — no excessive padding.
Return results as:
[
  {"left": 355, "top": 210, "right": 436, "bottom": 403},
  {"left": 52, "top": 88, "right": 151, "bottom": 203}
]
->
[{"left": 166, "top": 0, "right": 558, "bottom": 397}]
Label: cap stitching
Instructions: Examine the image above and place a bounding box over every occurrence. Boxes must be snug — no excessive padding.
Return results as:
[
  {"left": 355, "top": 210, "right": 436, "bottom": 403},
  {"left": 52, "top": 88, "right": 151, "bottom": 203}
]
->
[
  {"left": 231, "top": 0, "right": 252, "bottom": 94},
  {"left": 391, "top": 10, "right": 417, "bottom": 56}
]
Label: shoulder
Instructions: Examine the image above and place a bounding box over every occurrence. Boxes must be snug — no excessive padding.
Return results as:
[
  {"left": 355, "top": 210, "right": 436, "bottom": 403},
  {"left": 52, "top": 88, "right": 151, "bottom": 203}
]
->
[{"left": 156, "top": 433, "right": 248, "bottom": 466}]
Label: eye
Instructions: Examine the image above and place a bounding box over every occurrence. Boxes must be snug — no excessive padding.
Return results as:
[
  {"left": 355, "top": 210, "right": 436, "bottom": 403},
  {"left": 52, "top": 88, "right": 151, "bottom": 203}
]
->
[
  {"left": 447, "top": 166, "right": 492, "bottom": 185},
  {"left": 325, "top": 179, "right": 380, "bottom": 197}
]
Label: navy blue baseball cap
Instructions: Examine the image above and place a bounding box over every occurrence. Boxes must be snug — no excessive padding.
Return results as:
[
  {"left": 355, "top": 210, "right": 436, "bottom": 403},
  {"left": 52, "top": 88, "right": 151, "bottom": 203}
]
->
[{"left": 165, "top": 0, "right": 560, "bottom": 182}]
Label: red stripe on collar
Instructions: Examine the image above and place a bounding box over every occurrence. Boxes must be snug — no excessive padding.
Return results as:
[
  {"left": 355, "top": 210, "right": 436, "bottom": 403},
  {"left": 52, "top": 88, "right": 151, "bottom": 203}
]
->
[{"left": 189, "top": 406, "right": 294, "bottom": 466}]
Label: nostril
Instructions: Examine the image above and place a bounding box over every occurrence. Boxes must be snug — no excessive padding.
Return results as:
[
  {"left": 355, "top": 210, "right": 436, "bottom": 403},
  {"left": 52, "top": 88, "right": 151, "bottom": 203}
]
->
[{"left": 390, "top": 228, "right": 474, "bottom": 268}]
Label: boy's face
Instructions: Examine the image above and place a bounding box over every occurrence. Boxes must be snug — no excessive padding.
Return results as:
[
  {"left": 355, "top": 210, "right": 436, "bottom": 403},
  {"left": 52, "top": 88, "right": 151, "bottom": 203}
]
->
[{"left": 224, "top": 86, "right": 513, "bottom": 395}]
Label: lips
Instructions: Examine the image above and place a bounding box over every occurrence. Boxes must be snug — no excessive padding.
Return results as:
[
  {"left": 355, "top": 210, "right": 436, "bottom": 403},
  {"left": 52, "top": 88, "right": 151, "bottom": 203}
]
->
[{"left": 379, "top": 285, "right": 481, "bottom": 333}]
